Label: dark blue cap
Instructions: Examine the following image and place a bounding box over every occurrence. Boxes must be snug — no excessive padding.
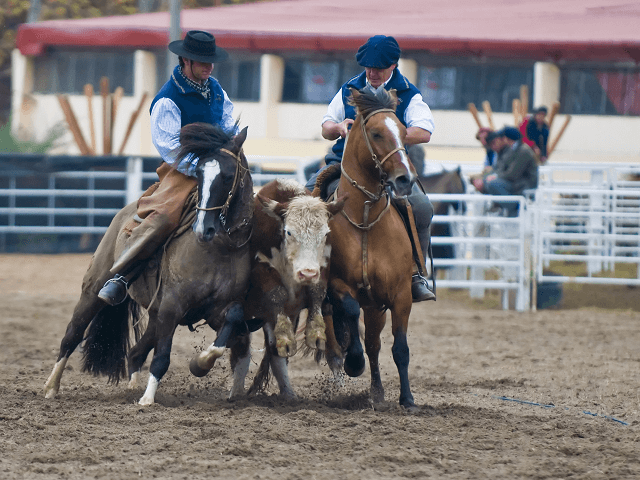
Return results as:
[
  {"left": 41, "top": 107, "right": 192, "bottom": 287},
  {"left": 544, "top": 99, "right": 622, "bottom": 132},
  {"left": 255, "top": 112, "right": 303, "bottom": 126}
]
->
[
  {"left": 501, "top": 126, "right": 522, "bottom": 141},
  {"left": 355, "top": 35, "right": 401, "bottom": 69}
]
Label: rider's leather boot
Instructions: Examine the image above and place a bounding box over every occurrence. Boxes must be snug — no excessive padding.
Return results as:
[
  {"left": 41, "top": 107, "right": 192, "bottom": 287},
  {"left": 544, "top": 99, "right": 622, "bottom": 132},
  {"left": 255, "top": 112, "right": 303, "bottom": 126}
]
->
[
  {"left": 98, "top": 274, "right": 129, "bottom": 306},
  {"left": 411, "top": 273, "right": 436, "bottom": 302}
]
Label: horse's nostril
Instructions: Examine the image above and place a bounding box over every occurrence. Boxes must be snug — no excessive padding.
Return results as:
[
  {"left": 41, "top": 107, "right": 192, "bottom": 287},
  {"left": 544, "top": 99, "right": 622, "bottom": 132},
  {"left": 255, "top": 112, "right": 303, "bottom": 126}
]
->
[{"left": 205, "top": 228, "right": 215, "bottom": 241}]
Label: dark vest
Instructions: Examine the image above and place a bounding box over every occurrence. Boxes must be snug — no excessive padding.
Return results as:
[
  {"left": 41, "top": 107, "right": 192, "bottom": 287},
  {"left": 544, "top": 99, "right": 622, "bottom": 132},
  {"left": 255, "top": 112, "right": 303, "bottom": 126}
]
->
[
  {"left": 329, "top": 69, "right": 421, "bottom": 162},
  {"left": 150, "top": 65, "right": 225, "bottom": 127}
]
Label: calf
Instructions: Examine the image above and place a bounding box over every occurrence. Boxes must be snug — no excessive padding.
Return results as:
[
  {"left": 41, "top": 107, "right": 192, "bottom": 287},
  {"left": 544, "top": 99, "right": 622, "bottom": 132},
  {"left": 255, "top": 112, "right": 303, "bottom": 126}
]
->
[{"left": 244, "top": 179, "right": 344, "bottom": 397}]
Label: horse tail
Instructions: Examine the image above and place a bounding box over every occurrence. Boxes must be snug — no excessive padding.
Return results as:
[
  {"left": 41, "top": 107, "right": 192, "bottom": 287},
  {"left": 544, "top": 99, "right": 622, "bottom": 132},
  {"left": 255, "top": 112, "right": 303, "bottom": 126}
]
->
[
  {"left": 81, "top": 299, "right": 143, "bottom": 383},
  {"left": 248, "top": 345, "right": 272, "bottom": 395}
]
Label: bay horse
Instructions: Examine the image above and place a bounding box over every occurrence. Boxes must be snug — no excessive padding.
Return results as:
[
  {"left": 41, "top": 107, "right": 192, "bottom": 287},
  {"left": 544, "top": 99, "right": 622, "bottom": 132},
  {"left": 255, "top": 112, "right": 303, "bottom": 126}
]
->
[
  {"left": 321, "top": 87, "right": 423, "bottom": 411},
  {"left": 44, "top": 124, "right": 254, "bottom": 405},
  {"left": 419, "top": 167, "right": 466, "bottom": 262}
]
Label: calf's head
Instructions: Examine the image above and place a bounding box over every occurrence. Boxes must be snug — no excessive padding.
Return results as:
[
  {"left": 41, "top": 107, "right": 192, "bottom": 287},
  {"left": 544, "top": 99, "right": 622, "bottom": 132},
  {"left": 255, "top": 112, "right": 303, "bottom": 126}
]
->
[{"left": 262, "top": 194, "right": 345, "bottom": 285}]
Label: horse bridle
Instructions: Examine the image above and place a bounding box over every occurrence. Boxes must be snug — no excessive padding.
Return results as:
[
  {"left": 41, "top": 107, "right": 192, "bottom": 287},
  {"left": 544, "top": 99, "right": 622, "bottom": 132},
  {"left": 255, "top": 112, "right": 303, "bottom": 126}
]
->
[
  {"left": 339, "top": 107, "right": 405, "bottom": 230},
  {"left": 196, "top": 147, "right": 253, "bottom": 246}
]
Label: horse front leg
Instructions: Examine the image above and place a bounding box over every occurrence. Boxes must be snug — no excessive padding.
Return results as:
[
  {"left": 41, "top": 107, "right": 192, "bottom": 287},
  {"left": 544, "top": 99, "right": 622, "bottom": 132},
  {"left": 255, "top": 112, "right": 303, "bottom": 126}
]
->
[
  {"left": 228, "top": 333, "right": 252, "bottom": 399},
  {"left": 189, "top": 302, "right": 245, "bottom": 377},
  {"left": 389, "top": 293, "right": 417, "bottom": 411},
  {"left": 362, "top": 307, "right": 387, "bottom": 404},
  {"left": 44, "top": 291, "right": 106, "bottom": 399}
]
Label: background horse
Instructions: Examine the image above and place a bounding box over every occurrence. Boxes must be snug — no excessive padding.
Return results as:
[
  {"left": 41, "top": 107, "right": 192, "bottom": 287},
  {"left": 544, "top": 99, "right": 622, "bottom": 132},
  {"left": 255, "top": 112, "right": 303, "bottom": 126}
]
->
[
  {"left": 44, "top": 124, "right": 254, "bottom": 405},
  {"left": 419, "top": 167, "right": 467, "bottom": 264},
  {"left": 322, "top": 87, "right": 423, "bottom": 411}
]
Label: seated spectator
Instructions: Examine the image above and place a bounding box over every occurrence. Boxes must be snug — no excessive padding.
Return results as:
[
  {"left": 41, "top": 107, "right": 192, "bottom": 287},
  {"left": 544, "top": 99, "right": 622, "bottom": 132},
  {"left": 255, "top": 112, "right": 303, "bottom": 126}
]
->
[
  {"left": 482, "top": 126, "right": 538, "bottom": 216},
  {"left": 475, "top": 127, "right": 498, "bottom": 172},
  {"left": 525, "top": 106, "right": 550, "bottom": 164},
  {"left": 471, "top": 130, "right": 503, "bottom": 193}
]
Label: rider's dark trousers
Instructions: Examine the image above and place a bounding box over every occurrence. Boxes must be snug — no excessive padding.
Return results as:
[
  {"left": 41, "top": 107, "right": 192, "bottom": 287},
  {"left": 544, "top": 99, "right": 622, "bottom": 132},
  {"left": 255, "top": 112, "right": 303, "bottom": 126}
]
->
[{"left": 399, "top": 183, "right": 434, "bottom": 271}]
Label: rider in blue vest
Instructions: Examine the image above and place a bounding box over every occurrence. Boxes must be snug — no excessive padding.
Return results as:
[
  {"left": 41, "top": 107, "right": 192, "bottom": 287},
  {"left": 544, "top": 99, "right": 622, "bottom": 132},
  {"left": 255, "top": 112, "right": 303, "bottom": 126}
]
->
[
  {"left": 306, "top": 35, "right": 436, "bottom": 302},
  {"left": 99, "top": 31, "right": 236, "bottom": 305}
]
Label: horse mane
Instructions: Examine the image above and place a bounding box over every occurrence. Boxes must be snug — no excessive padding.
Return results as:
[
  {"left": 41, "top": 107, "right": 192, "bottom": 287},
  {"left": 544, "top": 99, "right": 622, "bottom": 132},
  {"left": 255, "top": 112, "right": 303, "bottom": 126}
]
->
[
  {"left": 174, "top": 122, "right": 239, "bottom": 168},
  {"left": 348, "top": 88, "right": 398, "bottom": 118}
]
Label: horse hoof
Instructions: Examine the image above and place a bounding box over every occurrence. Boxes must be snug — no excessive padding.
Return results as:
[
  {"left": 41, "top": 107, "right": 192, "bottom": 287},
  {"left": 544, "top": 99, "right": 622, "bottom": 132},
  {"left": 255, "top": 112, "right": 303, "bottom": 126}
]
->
[
  {"left": 138, "top": 396, "right": 154, "bottom": 406},
  {"left": 189, "top": 356, "right": 212, "bottom": 377},
  {"left": 403, "top": 404, "right": 420, "bottom": 414},
  {"left": 43, "top": 387, "right": 58, "bottom": 399},
  {"left": 344, "top": 353, "right": 365, "bottom": 377}
]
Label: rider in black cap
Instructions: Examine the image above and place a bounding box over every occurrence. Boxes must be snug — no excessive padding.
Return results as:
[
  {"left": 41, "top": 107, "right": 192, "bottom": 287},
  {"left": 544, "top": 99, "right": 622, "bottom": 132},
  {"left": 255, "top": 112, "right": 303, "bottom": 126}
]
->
[
  {"left": 306, "top": 35, "right": 437, "bottom": 302},
  {"left": 98, "top": 30, "right": 236, "bottom": 305}
]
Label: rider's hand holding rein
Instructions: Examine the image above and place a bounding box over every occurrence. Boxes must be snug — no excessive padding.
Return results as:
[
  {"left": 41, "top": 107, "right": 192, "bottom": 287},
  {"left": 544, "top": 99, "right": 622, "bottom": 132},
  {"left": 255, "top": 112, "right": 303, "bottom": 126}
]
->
[{"left": 322, "top": 118, "right": 354, "bottom": 141}]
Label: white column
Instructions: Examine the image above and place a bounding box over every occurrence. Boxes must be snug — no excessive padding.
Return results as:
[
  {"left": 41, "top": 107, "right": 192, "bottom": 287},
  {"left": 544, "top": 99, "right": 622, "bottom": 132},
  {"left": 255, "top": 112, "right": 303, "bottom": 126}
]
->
[
  {"left": 11, "top": 49, "right": 35, "bottom": 139},
  {"left": 533, "top": 62, "right": 560, "bottom": 110},
  {"left": 259, "top": 54, "right": 284, "bottom": 139},
  {"left": 398, "top": 58, "right": 418, "bottom": 85},
  {"left": 131, "top": 50, "right": 157, "bottom": 155}
]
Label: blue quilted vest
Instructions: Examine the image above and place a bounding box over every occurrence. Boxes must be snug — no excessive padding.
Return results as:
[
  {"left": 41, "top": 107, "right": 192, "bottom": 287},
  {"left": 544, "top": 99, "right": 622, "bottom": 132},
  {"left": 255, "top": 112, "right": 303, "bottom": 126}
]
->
[
  {"left": 329, "top": 69, "right": 420, "bottom": 162},
  {"left": 150, "top": 66, "right": 225, "bottom": 127}
]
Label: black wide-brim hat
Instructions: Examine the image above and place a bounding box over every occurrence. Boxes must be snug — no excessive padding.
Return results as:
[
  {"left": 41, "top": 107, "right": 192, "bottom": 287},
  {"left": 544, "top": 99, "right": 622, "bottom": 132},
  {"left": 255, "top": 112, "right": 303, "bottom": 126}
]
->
[{"left": 169, "top": 30, "right": 229, "bottom": 63}]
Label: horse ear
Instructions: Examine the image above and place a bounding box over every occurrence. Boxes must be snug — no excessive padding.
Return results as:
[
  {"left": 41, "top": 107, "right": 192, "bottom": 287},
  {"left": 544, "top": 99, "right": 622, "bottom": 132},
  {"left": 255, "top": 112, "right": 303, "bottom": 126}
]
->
[
  {"left": 233, "top": 126, "right": 248, "bottom": 149},
  {"left": 347, "top": 87, "right": 360, "bottom": 108}
]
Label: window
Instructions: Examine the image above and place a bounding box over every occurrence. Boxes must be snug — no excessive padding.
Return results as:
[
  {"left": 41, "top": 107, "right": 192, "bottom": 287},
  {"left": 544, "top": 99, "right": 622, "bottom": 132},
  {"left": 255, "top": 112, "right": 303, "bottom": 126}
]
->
[
  {"left": 417, "top": 63, "right": 534, "bottom": 112},
  {"left": 215, "top": 55, "right": 261, "bottom": 101},
  {"left": 282, "top": 58, "right": 362, "bottom": 104},
  {"left": 155, "top": 51, "right": 261, "bottom": 102},
  {"left": 561, "top": 68, "right": 640, "bottom": 116},
  {"left": 33, "top": 50, "right": 135, "bottom": 95}
]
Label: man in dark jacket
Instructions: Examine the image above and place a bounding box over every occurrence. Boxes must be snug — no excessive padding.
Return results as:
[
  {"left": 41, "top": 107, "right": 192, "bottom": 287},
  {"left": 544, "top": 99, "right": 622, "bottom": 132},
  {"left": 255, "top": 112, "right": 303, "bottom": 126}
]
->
[{"left": 484, "top": 126, "right": 538, "bottom": 216}]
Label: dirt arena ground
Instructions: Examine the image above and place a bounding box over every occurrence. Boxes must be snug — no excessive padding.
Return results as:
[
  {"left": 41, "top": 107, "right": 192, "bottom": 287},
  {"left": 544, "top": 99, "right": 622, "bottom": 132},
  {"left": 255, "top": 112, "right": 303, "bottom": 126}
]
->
[{"left": 1, "top": 254, "right": 639, "bottom": 479}]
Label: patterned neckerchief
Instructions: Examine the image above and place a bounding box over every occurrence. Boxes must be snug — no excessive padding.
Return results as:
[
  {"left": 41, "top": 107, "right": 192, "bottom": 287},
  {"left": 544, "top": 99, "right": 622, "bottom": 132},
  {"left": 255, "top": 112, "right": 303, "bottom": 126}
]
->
[{"left": 178, "top": 65, "right": 211, "bottom": 100}]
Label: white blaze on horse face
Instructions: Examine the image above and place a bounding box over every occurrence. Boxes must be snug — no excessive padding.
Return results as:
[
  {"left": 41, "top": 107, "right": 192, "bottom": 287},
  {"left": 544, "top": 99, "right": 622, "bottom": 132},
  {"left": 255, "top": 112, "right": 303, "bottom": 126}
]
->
[
  {"left": 194, "top": 160, "right": 221, "bottom": 235},
  {"left": 384, "top": 117, "right": 411, "bottom": 172}
]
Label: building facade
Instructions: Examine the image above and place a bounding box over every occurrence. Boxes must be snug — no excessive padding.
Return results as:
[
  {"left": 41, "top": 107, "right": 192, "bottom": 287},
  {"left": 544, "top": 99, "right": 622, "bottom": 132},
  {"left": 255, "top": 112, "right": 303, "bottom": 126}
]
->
[{"left": 12, "top": 0, "right": 640, "bottom": 165}]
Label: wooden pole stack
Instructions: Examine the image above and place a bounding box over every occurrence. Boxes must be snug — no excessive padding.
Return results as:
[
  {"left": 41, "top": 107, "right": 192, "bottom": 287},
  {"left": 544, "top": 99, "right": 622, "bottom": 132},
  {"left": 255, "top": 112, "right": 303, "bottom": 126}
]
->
[
  {"left": 57, "top": 77, "right": 148, "bottom": 156},
  {"left": 468, "top": 84, "right": 571, "bottom": 160}
]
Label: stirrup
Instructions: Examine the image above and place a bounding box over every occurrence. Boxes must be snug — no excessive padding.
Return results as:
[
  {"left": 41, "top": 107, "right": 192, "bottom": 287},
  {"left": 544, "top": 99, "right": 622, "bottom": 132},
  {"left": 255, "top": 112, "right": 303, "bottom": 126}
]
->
[
  {"left": 98, "top": 274, "right": 129, "bottom": 306},
  {"left": 411, "top": 274, "right": 436, "bottom": 302}
]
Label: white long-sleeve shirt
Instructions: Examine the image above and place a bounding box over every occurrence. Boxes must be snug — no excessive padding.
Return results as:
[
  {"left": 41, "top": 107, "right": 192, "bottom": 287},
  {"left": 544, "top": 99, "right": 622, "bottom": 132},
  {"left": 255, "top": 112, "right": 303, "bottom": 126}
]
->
[
  {"left": 321, "top": 77, "right": 435, "bottom": 134},
  {"left": 150, "top": 89, "right": 236, "bottom": 177}
]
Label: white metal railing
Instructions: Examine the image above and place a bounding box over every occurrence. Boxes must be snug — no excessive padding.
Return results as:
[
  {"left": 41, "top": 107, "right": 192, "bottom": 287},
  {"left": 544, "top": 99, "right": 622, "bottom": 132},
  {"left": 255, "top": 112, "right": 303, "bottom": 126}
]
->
[
  {"left": 532, "top": 185, "right": 640, "bottom": 287},
  {"left": 428, "top": 193, "right": 529, "bottom": 311},
  {"left": 2, "top": 157, "right": 639, "bottom": 311}
]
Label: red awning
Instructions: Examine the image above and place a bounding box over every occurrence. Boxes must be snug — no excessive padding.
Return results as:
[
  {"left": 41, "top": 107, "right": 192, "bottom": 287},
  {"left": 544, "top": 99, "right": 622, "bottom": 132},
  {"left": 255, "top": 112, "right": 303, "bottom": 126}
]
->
[{"left": 16, "top": 0, "right": 640, "bottom": 63}]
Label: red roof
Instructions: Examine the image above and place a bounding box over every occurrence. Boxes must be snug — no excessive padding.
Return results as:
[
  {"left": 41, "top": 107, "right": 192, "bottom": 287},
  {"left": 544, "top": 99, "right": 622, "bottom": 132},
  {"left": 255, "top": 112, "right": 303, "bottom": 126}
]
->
[{"left": 16, "top": 0, "right": 640, "bottom": 62}]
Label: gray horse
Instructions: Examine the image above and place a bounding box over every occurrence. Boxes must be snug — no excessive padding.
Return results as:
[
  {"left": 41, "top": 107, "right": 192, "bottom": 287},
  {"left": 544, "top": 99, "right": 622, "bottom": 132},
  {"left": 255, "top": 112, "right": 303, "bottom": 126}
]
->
[{"left": 44, "top": 124, "right": 254, "bottom": 405}]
